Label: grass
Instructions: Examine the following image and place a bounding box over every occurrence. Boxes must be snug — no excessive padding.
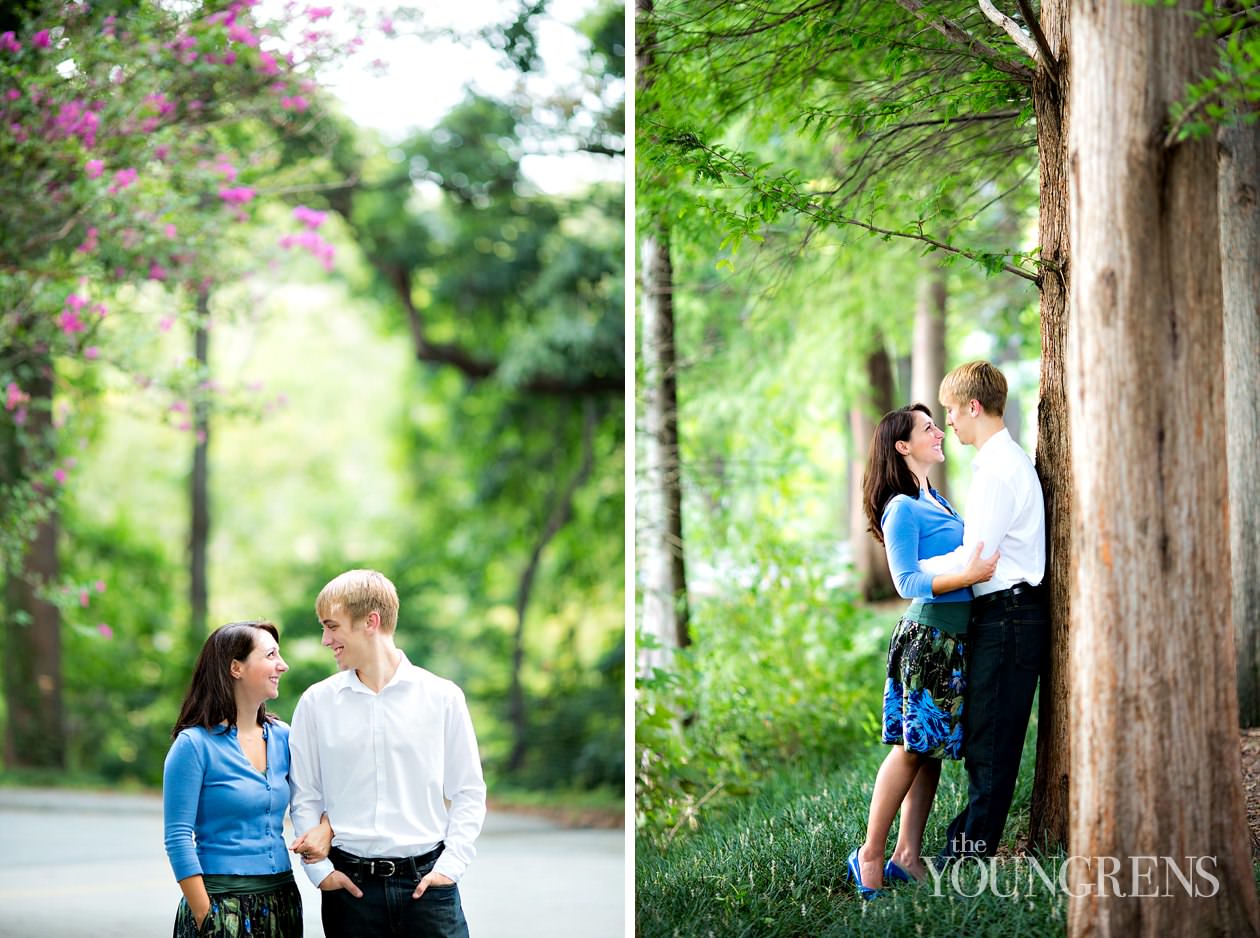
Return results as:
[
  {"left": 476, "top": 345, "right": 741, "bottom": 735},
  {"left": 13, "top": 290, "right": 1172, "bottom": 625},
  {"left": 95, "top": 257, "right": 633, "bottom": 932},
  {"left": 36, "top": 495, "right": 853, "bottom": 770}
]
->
[{"left": 636, "top": 725, "right": 1069, "bottom": 938}]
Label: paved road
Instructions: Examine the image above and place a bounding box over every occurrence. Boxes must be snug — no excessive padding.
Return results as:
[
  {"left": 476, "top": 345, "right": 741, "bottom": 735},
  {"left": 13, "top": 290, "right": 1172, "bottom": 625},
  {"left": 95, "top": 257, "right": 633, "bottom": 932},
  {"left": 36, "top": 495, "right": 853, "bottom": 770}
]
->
[{"left": 0, "top": 788, "right": 625, "bottom": 937}]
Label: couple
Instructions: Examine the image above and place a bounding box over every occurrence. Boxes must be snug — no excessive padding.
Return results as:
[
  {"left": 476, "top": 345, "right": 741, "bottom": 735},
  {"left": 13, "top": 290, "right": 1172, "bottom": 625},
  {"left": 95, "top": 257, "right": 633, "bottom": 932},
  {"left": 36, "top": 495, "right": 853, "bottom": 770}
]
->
[
  {"left": 162, "top": 569, "right": 487, "bottom": 937},
  {"left": 850, "top": 361, "right": 1047, "bottom": 897}
]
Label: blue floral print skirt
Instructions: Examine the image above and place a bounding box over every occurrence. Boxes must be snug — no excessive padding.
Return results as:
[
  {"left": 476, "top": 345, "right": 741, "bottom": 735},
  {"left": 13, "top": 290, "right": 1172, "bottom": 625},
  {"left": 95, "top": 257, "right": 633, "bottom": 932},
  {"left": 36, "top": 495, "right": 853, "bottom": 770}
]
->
[{"left": 881, "top": 614, "right": 967, "bottom": 760}]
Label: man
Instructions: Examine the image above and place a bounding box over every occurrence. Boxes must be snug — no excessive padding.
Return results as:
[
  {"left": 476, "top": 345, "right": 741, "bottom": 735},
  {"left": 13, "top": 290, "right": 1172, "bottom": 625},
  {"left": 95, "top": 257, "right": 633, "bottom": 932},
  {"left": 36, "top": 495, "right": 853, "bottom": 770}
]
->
[
  {"left": 918, "top": 361, "right": 1047, "bottom": 861},
  {"left": 289, "top": 569, "right": 487, "bottom": 937}
]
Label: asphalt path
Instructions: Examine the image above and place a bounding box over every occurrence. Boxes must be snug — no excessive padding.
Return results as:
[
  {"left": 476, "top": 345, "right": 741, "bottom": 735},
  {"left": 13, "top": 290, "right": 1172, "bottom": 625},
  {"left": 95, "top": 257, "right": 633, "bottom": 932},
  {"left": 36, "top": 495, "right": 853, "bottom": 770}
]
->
[{"left": 0, "top": 788, "right": 624, "bottom": 937}]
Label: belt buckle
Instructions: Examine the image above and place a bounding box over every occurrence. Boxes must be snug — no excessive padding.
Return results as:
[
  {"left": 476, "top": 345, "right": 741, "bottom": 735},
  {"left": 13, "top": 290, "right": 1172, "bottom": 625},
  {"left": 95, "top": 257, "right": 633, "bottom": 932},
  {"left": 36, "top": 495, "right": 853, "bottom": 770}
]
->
[{"left": 371, "top": 859, "right": 396, "bottom": 877}]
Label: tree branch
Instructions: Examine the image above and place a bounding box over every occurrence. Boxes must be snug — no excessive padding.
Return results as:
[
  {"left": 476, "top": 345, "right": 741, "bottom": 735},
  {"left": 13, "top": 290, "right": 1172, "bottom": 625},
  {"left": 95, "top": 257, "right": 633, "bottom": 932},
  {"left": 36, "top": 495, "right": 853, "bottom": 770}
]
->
[
  {"left": 978, "top": 0, "right": 1040, "bottom": 64},
  {"left": 893, "top": 0, "right": 1034, "bottom": 82},
  {"left": 1014, "top": 0, "right": 1060, "bottom": 78},
  {"left": 381, "top": 262, "right": 621, "bottom": 396}
]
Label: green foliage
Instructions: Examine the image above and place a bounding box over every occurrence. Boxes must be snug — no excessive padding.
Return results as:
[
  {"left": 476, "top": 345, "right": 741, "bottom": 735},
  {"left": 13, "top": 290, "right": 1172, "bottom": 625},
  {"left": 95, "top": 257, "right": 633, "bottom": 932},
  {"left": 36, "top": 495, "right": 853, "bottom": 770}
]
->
[
  {"left": 637, "top": 718, "right": 1064, "bottom": 937},
  {"left": 636, "top": 527, "right": 887, "bottom": 839}
]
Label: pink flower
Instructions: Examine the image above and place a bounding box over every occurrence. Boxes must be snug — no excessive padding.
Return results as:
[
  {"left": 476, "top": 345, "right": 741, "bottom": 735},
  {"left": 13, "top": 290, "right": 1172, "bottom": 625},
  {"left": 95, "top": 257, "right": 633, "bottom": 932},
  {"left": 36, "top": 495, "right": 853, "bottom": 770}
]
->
[
  {"left": 65, "top": 292, "right": 88, "bottom": 311},
  {"left": 78, "top": 588, "right": 89, "bottom": 606},
  {"left": 32, "top": 30, "right": 51, "bottom": 49},
  {"left": 218, "top": 186, "right": 255, "bottom": 204},
  {"left": 154, "top": 144, "right": 170, "bottom": 161},
  {"left": 97, "top": 623, "right": 113, "bottom": 639},
  {"left": 5, "top": 382, "right": 29, "bottom": 411},
  {"left": 159, "top": 316, "right": 174, "bottom": 332},
  {"left": 227, "top": 23, "right": 258, "bottom": 46},
  {"left": 94, "top": 579, "right": 106, "bottom": 593},
  {"left": 108, "top": 167, "right": 138, "bottom": 194},
  {"left": 281, "top": 95, "right": 309, "bottom": 112},
  {"left": 169, "top": 400, "right": 188, "bottom": 414},
  {"left": 148, "top": 261, "right": 167, "bottom": 281},
  {"left": 164, "top": 223, "right": 177, "bottom": 238},
  {"left": 84, "top": 346, "right": 100, "bottom": 360},
  {"left": 307, "top": 6, "right": 333, "bottom": 20},
  {"left": 59, "top": 309, "right": 87, "bottom": 335},
  {"left": 0, "top": 32, "right": 21, "bottom": 54},
  {"left": 257, "top": 50, "right": 279, "bottom": 75},
  {"left": 379, "top": 17, "right": 395, "bottom": 36},
  {"left": 5, "top": 88, "right": 19, "bottom": 100},
  {"left": 224, "top": 50, "right": 237, "bottom": 65},
  {"left": 196, "top": 429, "right": 207, "bottom": 444},
  {"left": 86, "top": 158, "right": 104, "bottom": 179},
  {"left": 293, "top": 205, "right": 327, "bottom": 229}
]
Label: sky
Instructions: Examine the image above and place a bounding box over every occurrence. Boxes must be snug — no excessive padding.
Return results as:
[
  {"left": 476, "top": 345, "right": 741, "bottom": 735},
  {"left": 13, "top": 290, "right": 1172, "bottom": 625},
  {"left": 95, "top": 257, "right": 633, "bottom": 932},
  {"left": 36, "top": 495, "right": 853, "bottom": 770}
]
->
[{"left": 311, "top": 0, "right": 621, "bottom": 193}]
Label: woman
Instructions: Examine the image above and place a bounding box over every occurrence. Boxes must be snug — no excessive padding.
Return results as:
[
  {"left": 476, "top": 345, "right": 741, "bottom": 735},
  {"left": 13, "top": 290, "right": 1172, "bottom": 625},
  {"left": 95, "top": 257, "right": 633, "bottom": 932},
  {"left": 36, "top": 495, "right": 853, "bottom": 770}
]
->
[
  {"left": 849, "top": 403, "right": 998, "bottom": 898},
  {"left": 163, "top": 620, "right": 325, "bottom": 936}
]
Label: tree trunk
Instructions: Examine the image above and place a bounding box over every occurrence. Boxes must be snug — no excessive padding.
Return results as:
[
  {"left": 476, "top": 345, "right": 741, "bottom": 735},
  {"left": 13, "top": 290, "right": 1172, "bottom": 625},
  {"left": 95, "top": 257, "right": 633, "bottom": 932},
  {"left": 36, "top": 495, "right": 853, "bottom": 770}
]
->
[
  {"left": 1219, "top": 117, "right": 1260, "bottom": 729},
  {"left": 2, "top": 359, "right": 64, "bottom": 769},
  {"left": 1028, "top": 0, "right": 1072, "bottom": 852},
  {"left": 638, "top": 232, "right": 691, "bottom": 675},
  {"left": 189, "top": 289, "right": 210, "bottom": 645},
  {"left": 508, "top": 402, "right": 597, "bottom": 772},
  {"left": 849, "top": 336, "right": 895, "bottom": 601},
  {"left": 911, "top": 258, "right": 949, "bottom": 503},
  {"left": 1067, "top": 2, "right": 1260, "bottom": 932}
]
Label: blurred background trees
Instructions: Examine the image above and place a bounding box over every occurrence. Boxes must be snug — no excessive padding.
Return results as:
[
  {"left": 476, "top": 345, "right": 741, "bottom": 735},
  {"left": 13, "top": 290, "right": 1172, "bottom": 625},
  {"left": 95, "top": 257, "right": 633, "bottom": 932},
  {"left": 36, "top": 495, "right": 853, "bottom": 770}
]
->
[{"left": 0, "top": 0, "right": 624, "bottom": 807}]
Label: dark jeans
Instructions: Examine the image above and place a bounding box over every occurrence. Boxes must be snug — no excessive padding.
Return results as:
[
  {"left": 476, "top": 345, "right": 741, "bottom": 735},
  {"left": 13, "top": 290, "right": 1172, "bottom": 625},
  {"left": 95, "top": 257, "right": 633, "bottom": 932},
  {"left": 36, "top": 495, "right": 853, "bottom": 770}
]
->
[
  {"left": 321, "top": 850, "right": 470, "bottom": 938},
  {"left": 939, "top": 588, "right": 1046, "bottom": 859}
]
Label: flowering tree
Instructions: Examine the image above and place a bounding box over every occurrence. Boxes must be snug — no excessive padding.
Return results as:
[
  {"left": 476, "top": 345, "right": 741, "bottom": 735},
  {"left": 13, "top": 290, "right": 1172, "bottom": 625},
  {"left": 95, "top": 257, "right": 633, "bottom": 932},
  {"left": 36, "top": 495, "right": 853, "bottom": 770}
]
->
[{"left": 0, "top": 0, "right": 365, "bottom": 768}]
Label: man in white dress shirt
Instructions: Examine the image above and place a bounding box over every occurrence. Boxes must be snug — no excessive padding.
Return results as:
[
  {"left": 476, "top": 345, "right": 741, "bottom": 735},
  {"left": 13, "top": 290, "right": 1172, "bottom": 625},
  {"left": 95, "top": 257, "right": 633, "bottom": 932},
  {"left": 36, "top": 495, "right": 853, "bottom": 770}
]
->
[
  {"left": 288, "top": 569, "right": 487, "bottom": 937},
  {"left": 917, "top": 362, "right": 1047, "bottom": 862}
]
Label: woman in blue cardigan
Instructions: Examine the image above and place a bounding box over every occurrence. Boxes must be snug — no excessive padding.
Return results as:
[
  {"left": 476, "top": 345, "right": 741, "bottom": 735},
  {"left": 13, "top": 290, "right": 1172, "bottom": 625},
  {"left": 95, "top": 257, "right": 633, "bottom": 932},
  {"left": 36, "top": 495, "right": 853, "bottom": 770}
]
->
[
  {"left": 849, "top": 404, "right": 998, "bottom": 897},
  {"left": 163, "top": 620, "right": 329, "bottom": 937}
]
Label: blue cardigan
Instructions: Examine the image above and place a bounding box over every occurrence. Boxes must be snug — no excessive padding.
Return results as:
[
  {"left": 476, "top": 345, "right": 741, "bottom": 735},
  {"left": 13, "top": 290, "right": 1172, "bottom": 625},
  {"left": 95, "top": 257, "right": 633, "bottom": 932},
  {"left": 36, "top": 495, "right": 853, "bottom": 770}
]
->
[
  {"left": 881, "top": 490, "right": 972, "bottom": 603},
  {"left": 162, "top": 721, "right": 293, "bottom": 882}
]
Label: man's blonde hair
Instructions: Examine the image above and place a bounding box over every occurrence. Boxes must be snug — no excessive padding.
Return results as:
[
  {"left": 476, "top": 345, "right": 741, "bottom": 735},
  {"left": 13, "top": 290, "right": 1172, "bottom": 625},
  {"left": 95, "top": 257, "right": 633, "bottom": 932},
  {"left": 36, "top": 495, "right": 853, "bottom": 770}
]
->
[
  {"left": 315, "top": 569, "right": 400, "bottom": 634},
  {"left": 939, "top": 361, "right": 1007, "bottom": 417}
]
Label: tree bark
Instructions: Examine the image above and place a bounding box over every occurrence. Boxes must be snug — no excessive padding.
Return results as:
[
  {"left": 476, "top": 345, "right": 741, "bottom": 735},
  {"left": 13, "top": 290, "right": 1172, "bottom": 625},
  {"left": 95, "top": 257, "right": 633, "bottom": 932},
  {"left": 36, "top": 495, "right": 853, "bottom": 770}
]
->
[
  {"left": 2, "top": 358, "right": 64, "bottom": 769},
  {"left": 1219, "top": 117, "right": 1260, "bottom": 729},
  {"left": 1028, "top": 0, "right": 1071, "bottom": 852},
  {"left": 1067, "top": 1, "right": 1260, "bottom": 932},
  {"left": 189, "top": 289, "right": 210, "bottom": 645},
  {"left": 639, "top": 232, "right": 691, "bottom": 674},
  {"left": 637, "top": 0, "right": 690, "bottom": 676},
  {"left": 849, "top": 336, "right": 895, "bottom": 601},
  {"left": 911, "top": 258, "right": 949, "bottom": 503}
]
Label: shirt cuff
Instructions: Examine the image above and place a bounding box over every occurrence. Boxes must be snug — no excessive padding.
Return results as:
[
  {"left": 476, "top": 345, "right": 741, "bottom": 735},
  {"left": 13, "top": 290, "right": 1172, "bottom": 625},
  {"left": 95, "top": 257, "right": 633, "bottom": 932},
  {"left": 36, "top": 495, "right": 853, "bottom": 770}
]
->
[
  {"left": 432, "top": 855, "right": 466, "bottom": 883},
  {"left": 303, "top": 857, "right": 336, "bottom": 888}
]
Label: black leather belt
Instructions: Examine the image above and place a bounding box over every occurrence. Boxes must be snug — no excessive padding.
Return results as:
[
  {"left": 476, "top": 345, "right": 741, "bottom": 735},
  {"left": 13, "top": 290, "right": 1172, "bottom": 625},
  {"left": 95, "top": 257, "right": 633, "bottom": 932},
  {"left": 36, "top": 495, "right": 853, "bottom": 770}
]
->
[
  {"left": 972, "top": 582, "right": 1040, "bottom": 610},
  {"left": 330, "top": 843, "right": 444, "bottom": 878}
]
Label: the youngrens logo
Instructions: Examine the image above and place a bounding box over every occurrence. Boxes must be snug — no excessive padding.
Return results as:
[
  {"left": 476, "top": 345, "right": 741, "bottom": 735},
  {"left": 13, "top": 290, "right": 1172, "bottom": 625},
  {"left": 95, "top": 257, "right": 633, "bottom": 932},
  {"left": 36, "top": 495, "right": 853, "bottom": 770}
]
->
[{"left": 923, "top": 855, "right": 1221, "bottom": 898}]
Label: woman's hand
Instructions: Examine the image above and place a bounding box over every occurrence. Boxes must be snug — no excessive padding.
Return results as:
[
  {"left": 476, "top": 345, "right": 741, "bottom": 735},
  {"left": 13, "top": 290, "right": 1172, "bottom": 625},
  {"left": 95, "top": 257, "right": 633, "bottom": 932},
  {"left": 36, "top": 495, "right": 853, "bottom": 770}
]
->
[
  {"left": 192, "top": 900, "right": 212, "bottom": 932},
  {"left": 962, "top": 541, "right": 1000, "bottom": 585},
  {"left": 291, "top": 813, "right": 333, "bottom": 863}
]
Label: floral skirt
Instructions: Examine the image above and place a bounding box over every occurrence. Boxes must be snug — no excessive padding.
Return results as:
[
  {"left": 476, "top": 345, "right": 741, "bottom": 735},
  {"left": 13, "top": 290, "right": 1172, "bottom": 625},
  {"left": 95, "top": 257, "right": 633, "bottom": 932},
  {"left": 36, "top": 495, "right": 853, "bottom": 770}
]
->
[
  {"left": 881, "top": 614, "right": 967, "bottom": 760},
  {"left": 172, "top": 878, "right": 302, "bottom": 938}
]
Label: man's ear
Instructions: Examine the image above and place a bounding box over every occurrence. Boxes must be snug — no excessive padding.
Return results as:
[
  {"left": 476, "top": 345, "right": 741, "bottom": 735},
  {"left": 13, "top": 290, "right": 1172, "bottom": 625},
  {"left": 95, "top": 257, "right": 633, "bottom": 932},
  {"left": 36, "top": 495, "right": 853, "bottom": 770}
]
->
[{"left": 365, "top": 610, "right": 381, "bottom": 633}]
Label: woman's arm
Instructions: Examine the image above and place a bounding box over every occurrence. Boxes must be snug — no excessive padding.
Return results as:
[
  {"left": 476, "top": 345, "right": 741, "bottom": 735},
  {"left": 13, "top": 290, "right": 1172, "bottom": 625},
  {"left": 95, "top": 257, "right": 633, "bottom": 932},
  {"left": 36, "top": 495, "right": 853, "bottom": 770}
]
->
[{"left": 177, "top": 875, "right": 212, "bottom": 930}]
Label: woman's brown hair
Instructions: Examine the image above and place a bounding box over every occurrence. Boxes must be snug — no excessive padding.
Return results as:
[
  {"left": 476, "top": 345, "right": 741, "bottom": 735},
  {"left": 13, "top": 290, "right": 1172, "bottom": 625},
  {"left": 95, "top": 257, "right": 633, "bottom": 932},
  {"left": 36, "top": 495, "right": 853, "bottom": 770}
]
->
[
  {"left": 861, "top": 403, "right": 932, "bottom": 544},
  {"left": 171, "top": 620, "right": 279, "bottom": 739}
]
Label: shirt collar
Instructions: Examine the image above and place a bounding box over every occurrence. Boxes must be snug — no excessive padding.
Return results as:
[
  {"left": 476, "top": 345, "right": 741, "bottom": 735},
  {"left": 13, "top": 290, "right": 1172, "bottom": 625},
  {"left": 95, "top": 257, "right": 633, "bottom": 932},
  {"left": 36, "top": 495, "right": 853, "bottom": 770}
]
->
[
  {"left": 971, "top": 426, "right": 1012, "bottom": 472},
  {"left": 334, "top": 648, "right": 418, "bottom": 694}
]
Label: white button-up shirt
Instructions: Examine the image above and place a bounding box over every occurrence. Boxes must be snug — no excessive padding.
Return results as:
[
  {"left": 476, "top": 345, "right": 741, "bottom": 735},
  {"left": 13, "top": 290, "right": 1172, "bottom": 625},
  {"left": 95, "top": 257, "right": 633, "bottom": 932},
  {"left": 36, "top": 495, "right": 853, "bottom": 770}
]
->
[
  {"left": 919, "top": 427, "right": 1046, "bottom": 595},
  {"left": 289, "top": 650, "right": 487, "bottom": 885}
]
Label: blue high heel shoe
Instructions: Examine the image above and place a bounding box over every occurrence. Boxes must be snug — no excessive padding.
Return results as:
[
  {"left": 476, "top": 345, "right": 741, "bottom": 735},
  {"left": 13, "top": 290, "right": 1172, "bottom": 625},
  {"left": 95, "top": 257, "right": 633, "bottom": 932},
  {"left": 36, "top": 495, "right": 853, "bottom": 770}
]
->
[
  {"left": 884, "top": 858, "right": 914, "bottom": 883},
  {"left": 846, "top": 848, "right": 883, "bottom": 900}
]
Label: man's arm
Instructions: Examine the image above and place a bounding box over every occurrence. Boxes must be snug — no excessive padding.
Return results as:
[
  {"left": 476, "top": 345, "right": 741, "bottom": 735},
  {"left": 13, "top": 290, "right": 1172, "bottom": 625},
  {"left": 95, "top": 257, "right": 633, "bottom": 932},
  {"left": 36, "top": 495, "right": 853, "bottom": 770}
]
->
[
  {"left": 920, "top": 473, "right": 1017, "bottom": 575},
  {"left": 288, "top": 693, "right": 336, "bottom": 888},
  {"left": 429, "top": 687, "right": 487, "bottom": 885}
]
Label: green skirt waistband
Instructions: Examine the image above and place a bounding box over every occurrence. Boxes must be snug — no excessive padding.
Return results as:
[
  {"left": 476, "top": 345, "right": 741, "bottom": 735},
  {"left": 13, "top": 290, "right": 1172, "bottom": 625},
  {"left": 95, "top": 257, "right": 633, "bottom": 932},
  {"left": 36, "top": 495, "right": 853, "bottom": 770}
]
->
[
  {"left": 201, "top": 870, "right": 295, "bottom": 896},
  {"left": 904, "top": 600, "right": 971, "bottom": 635}
]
